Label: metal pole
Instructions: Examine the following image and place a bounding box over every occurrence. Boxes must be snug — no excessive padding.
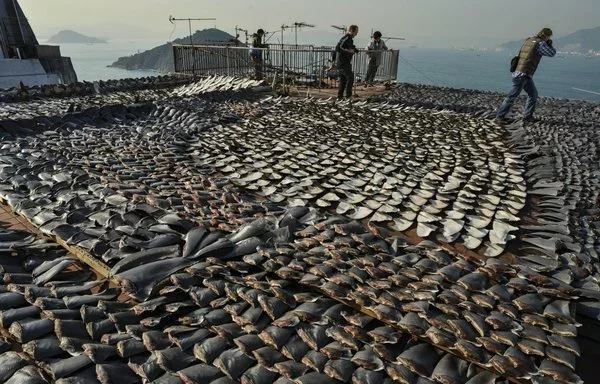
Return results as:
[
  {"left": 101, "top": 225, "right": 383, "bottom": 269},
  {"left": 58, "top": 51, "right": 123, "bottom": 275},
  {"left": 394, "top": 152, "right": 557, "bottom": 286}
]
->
[
  {"left": 282, "top": 50, "right": 286, "bottom": 90},
  {"left": 169, "top": 17, "right": 216, "bottom": 77},
  {"left": 189, "top": 20, "right": 196, "bottom": 77},
  {"left": 389, "top": 50, "right": 393, "bottom": 84},
  {"left": 281, "top": 28, "right": 285, "bottom": 84},
  {"left": 226, "top": 46, "right": 230, "bottom": 76}
]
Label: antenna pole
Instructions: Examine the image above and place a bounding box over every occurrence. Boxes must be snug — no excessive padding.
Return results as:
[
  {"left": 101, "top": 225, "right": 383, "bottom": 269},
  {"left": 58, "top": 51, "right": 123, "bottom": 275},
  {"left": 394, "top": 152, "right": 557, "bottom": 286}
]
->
[
  {"left": 292, "top": 22, "right": 315, "bottom": 46},
  {"left": 331, "top": 25, "right": 346, "bottom": 35}
]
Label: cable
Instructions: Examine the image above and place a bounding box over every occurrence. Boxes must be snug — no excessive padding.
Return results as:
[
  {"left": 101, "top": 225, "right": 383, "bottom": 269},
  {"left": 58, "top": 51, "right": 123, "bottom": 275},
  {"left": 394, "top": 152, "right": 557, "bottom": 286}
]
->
[
  {"left": 168, "top": 20, "right": 177, "bottom": 43},
  {"left": 572, "top": 87, "right": 600, "bottom": 96},
  {"left": 397, "top": 53, "right": 444, "bottom": 86}
]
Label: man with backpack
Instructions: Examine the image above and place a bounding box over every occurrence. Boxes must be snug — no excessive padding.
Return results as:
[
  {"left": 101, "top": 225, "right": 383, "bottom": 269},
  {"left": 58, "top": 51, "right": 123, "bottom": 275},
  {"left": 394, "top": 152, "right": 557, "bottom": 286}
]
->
[{"left": 495, "top": 28, "right": 556, "bottom": 124}]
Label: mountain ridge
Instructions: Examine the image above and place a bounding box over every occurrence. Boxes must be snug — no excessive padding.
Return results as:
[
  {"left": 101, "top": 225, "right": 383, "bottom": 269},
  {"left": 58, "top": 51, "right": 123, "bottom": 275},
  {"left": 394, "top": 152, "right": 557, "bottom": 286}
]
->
[
  {"left": 48, "top": 30, "right": 107, "bottom": 44},
  {"left": 498, "top": 26, "right": 600, "bottom": 54}
]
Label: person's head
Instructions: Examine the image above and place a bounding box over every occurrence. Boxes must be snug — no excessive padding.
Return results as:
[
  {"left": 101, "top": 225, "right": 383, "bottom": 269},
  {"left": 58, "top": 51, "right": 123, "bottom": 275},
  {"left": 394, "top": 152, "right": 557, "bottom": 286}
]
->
[
  {"left": 257, "top": 29, "right": 265, "bottom": 36},
  {"left": 373, "top": 31, "right": 382, "bottom": 41},
  {"left": 537, "top": 27, "right": 553, "bottom": 41},
  {"left": 347, "top": 25, "right": 359, "bottom": 37}
]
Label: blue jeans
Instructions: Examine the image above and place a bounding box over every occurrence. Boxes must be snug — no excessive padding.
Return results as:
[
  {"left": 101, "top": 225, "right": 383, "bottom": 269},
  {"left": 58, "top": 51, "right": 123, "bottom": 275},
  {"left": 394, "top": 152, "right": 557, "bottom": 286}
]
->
[{"left": 496, "top": 76, "right": 538, "bottom": 118}]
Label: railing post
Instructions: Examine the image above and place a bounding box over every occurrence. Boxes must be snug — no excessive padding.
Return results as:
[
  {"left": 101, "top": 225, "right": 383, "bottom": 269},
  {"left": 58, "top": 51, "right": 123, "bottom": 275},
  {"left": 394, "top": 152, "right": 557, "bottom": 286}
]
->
[
  {"left": 226, "top": 46, "right": 230, "bottom": 76},
  {"left": 282, "top": 50, "right": 286, "bottom": 88},
  {"left": 389, "top": 50, "right": 393, "bottom": 84}
]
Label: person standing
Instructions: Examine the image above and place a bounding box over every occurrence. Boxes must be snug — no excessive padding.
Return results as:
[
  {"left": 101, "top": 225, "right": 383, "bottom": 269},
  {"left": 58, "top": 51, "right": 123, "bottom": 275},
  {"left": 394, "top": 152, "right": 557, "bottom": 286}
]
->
[
  {"left": 329, "top": 25, "right": 359, "bottom": 100},
  {"left": 250, "top": 29, "right": 268, "bottom": 80},
  {"left": 364, "top": 31, "right": 389, "bottom": 86},
  {"left": 495, "top": 28, "right": 556, "bottom": 124}
]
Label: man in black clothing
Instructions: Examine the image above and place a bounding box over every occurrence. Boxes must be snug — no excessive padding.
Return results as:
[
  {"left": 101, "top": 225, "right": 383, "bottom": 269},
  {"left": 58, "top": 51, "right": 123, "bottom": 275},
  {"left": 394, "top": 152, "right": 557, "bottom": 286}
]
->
[
  {"left": 329, "top": 25, "right": 359, "bottom": 100},
  {"left": 250, "top": 29, "right": 268, "bottom": 80}
]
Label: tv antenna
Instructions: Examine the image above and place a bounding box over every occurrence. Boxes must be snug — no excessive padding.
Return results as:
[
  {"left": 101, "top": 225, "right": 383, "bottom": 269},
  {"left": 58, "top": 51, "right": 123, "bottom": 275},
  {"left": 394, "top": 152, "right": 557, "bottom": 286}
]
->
[
  {"left": 235, "top": 25, "right": 248, "bottom": 45},
  {"left": 332, "top": 25, "right": 346, "bottom": 35},
  {"left": 292, "top": 22, "right": 315, "bottom": 46},
  {"left": 265, "top": 24, "right": 290, "bottom": 45},
  {"left": 169, "top": 16, "right": 216, "bottom": 46},
  {"left": 169, "top": 16, "right": 216, "bottom": 77}
]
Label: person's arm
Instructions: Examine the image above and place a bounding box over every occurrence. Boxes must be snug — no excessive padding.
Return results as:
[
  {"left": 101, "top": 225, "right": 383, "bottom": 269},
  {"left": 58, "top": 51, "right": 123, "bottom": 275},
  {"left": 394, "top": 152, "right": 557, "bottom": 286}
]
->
[
  {"left": 538, "top": 40, "right": 556, "bottom": 57},
  {"left": 332, "top": 41, "right": 340, "bottom": 61},
  {"left": 382, "top": 40, "right": 389, "bottom": 50},
  {"left": 338, "top": 36, "right": 355, "bottom": 54},
  {"left": 329, "top": 42, "right": 339, "bottom": 69}
]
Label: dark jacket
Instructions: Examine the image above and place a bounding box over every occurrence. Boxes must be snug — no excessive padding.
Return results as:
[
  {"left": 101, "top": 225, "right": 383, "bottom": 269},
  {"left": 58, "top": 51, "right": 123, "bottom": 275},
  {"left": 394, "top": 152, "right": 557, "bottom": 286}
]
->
[
  {"left": 333, "top": 34, "right": 357, "bottom": 68},
  {"left": 515, "top": 37, "right": 543, "bottom": 76},
  {"left": 250, "top": 33, "right": 267, "bottom": 56}
]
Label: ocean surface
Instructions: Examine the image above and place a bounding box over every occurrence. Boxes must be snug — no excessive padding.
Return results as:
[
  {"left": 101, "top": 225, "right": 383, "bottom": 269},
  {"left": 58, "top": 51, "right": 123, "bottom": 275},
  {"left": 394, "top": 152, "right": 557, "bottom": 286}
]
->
[
  {"left": 396, "top": 48, "right": 600, "bottom": 102},
  {"left": 48, "top": 39, "right": 165, "bottom": 82},
  {"left": 52, "top": 40, "right": 600, "bottom": 102}
]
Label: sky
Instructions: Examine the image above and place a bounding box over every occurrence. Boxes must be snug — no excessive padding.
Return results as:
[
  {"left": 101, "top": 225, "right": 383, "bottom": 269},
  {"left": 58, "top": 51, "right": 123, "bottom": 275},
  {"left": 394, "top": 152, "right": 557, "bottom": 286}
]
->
[{"left": 19, "top": 0, "right": 600, "bottom": 48}]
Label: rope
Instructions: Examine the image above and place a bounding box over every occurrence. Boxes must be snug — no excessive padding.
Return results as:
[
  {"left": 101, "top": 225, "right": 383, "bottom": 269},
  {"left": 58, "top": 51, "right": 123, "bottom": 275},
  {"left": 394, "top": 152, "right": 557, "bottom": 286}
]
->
[
  {"left": 168, "top": 20, "right": 177, "bottom": 43},
  {"left": 397, "top": 53, "right": 444, "bottom": 86},
  {"left": 572, "top": 87, "right": 600, "bottom": 96}
]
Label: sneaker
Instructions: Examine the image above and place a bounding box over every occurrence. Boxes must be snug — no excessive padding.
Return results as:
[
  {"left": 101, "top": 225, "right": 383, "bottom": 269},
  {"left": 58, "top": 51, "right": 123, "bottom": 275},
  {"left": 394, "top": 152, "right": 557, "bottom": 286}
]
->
[
  {"left": 523, "top": 116, "right": 539, "bottom": 123},
  {"left": 494, "top": 117, "right": 511, "bottom": 125}
]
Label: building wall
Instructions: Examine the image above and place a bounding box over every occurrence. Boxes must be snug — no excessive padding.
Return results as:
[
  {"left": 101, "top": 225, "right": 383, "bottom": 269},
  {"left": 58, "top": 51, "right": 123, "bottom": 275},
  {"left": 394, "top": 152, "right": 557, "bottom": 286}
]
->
[{"left": 0, "top": 58, "right": 60, "bottom": 89}]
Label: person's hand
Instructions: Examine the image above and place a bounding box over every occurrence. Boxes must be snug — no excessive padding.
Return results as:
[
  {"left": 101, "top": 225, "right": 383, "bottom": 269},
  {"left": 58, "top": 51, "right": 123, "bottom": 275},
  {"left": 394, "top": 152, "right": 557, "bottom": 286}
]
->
[
  {"left": 349, "top": 48, "right": 356, "bottom": 54},
  {"left": 327, "top": 64, "right": 334, "bottom": 71}
]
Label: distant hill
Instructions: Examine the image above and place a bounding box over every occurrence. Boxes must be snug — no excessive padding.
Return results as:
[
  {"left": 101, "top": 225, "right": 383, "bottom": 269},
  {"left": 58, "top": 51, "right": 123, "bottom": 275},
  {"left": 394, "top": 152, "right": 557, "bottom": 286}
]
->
[
  {"left": 497, "top": 26, "right": 600, "bottom": 53},
  {"left": 110, "top": 28, "right": 238, "bottom": 73},
  {"left": 48, "top": 30, "right": 107, "bottom": 44}
]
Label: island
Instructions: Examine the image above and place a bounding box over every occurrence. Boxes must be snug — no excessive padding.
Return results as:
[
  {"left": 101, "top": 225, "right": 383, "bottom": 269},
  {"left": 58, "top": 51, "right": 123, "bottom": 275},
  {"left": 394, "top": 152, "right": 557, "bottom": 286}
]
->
[
  {"left": 47, "top": 30, "right": 107, "bottom": 44},
  {"left": 109, "top": 28, "right": 238, "bottom": 73}
]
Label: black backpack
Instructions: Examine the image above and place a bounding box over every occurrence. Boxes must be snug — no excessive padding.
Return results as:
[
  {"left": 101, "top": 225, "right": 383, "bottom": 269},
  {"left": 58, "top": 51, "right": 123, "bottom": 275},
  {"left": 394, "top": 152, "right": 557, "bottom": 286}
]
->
[
  {"left": 510, "top": 55, "right": 519, "bottom": 72},
  {"left": 510, "top": 37, "right": 541, "bottom": 72}
]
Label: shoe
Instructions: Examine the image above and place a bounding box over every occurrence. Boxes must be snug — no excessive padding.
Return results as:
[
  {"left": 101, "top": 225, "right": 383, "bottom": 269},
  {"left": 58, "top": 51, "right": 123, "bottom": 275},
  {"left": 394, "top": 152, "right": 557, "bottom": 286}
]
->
[
  {"left": 523, "top": 116, "right": 539, "bottom": 123},
  {"left": 494, "top": 117, "right": 511, "bottom": 125}
]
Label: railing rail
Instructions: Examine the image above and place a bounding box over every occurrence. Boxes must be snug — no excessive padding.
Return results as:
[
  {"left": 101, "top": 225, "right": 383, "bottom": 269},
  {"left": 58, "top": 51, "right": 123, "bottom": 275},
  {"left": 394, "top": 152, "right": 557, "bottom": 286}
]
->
[{"left": 172, "top": 44, "right": 399, "bottom": 86}]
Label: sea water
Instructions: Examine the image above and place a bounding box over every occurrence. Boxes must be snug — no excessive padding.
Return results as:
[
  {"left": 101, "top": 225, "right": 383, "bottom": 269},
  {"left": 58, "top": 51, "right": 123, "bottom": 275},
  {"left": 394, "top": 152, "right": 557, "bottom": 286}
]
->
[
  {"left": 51, "top": 40, "right": 600, "bottom": 102},
  {"left": 48, "top": 39, "right": 165, "bottom": 82},
  {"left": 396, "top": 48, "right": 600, "bottom": 102}
]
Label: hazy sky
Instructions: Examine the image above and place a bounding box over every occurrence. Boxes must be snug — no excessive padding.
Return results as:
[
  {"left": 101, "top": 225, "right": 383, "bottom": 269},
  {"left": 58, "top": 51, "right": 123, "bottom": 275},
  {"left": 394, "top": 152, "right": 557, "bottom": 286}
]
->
[{"left": 19, "top": 0, "right": 600, "bottom": 48}]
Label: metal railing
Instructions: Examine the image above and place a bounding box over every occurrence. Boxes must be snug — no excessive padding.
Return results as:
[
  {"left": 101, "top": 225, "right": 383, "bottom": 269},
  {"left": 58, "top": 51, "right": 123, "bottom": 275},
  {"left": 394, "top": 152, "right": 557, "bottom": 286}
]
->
[{"left": 172, "top": 44, "right": 399, "bottom": 87}]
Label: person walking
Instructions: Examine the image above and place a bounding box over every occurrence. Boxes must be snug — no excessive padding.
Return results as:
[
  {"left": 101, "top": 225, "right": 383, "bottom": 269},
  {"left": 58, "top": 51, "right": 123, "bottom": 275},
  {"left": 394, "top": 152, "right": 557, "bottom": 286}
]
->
[
  {"left": 495, "top": 28, "right": 556, "bottom": 124},
  {"left": 364, "top": 31, "right": 389, "bottom": 86},
  {"left": 329, "top": 25, "right": 359, "bottom": 100},
  {"left": 250, "top": 29, "right": 268, "bottom": 80}
]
